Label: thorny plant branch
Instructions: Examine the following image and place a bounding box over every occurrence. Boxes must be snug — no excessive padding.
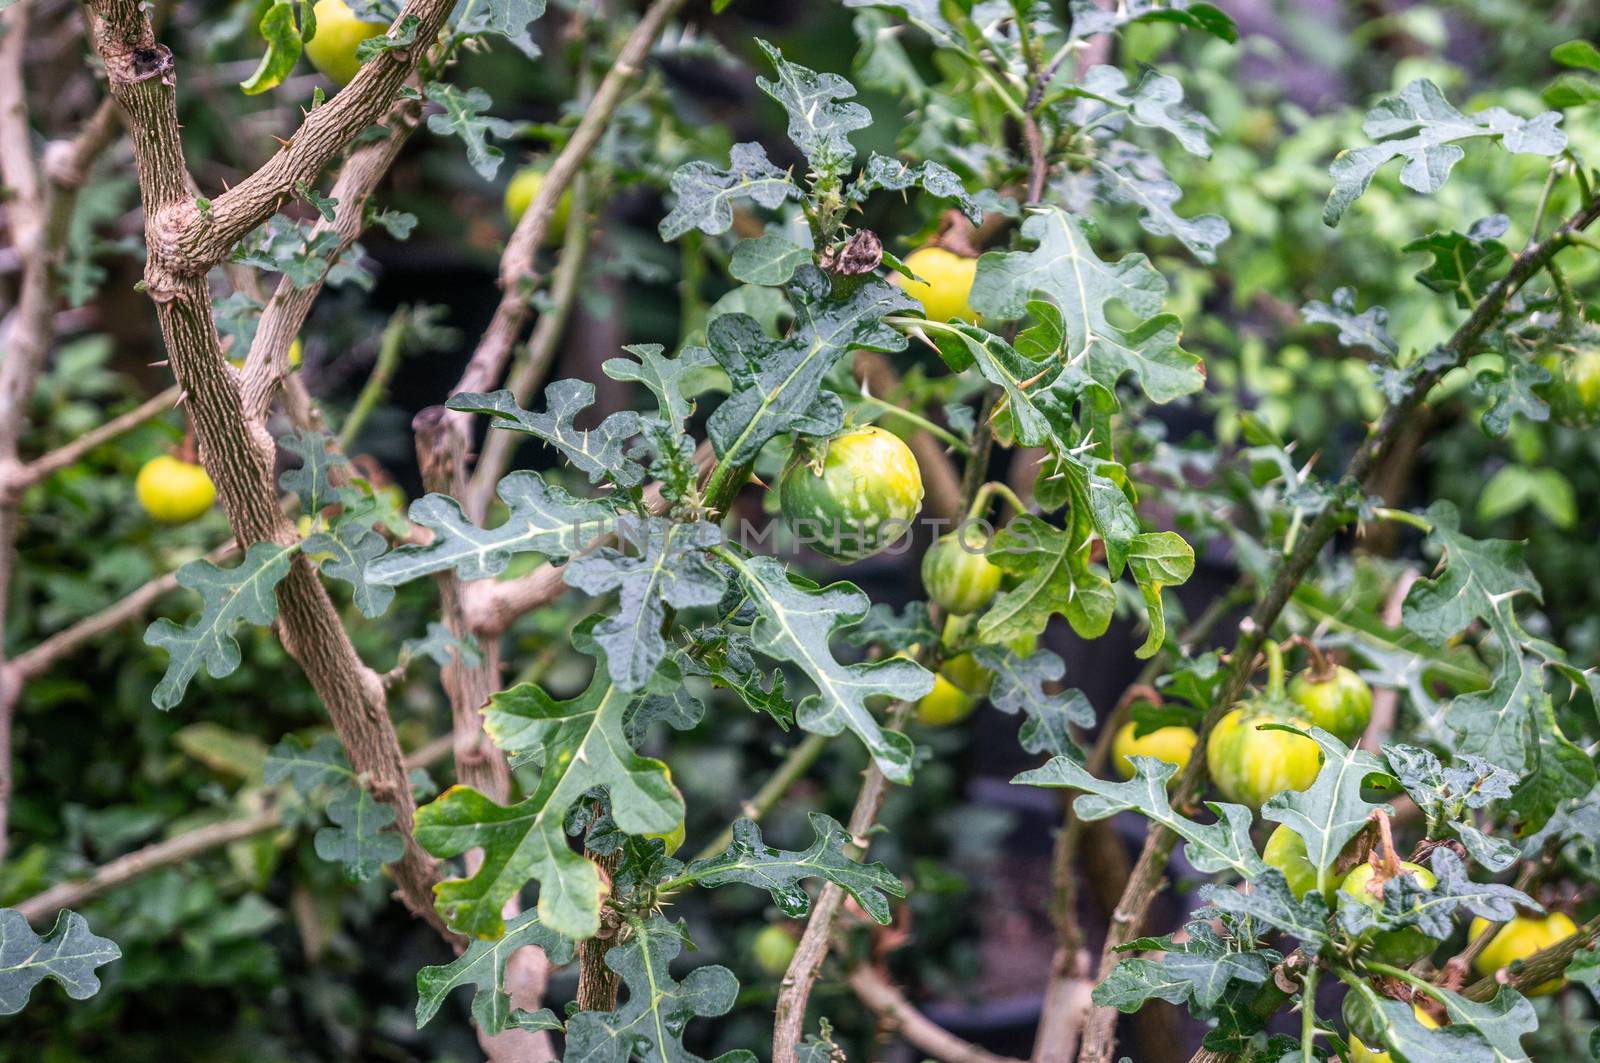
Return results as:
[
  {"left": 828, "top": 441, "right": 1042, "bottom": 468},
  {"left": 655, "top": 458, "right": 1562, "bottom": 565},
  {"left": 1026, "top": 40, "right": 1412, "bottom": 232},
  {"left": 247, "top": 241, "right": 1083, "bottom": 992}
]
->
[
  {"left": 240, "top": 94, "right": 426, "bottom": 422},
  {"left": 1073, "top": 195, "right": 1600, "bottom": 1063},
  {"left": 153, "top": 0, "right": 458, "bottom": 269},
  {"left": 84, "top": 0, "right": 457, "bottom": 938}
]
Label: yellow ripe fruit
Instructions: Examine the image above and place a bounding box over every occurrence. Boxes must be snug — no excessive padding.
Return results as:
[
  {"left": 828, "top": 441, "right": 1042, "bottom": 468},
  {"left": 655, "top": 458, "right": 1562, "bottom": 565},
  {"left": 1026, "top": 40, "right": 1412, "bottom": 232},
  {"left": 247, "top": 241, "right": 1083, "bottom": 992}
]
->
[
  {"left": 1111, "top": 721, "right": 1198, "bottom": 781},
  {"left": 136, "top": 456, "right": 216, "bottom": 523},
  {"left": 895, "top": 247, "right": 980, "bottom": 324},
  {"left": 1348, "top": 1003, "right": 1440, "bottom": 1063},
  {"left": 1468, "top": 912, "right": 1578, "bottom": 996},
  {"left": 504, "top": 167, "right": 573, "bottom": 244},
  {"left": 304, "top": 0, "right": 386, "bottom": 87},
  {"left": 917, "top": 672, "right": 977, "bottom": 726}
]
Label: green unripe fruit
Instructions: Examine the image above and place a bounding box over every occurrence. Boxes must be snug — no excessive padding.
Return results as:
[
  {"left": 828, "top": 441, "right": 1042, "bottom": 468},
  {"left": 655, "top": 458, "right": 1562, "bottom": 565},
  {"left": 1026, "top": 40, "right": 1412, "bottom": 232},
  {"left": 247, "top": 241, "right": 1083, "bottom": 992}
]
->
[
  {"left": 1204, "top": 704, "right": 1321, "bottom": 809},
  {"left": 1288, "top": 664, "right": 1372, "bottom": 741},
  {"left": 1537, "top": 345, "right": 1600, "bottom": 426},
  {"left": 779, "top": 426, "right": 924, "bottom": 563},
  {"left": 1262, "top": 824, "right": 1319, "bottom": 900},
  {"left": 921, "top": 527, "right": 1002, "bottom": 615},
  {"left": 753, "top": 924, "right": 798, "bottom": 976},
  {"left": 1340, "top": 860, "right": 1440, "bottom": 965}
]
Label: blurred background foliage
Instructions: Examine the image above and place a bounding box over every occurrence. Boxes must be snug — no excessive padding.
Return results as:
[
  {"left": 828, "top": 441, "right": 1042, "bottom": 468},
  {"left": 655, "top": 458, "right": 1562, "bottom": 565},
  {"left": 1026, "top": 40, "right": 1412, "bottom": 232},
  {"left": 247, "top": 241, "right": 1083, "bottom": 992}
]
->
[{"left": 5, "top": 0, "right": 1600, "bottom": 1060}]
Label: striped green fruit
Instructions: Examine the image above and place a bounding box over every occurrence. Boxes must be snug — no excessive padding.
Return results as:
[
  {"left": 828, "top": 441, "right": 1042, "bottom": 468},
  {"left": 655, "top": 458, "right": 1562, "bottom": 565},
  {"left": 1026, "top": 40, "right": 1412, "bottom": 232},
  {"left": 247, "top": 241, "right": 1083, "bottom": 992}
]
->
[
  {"left": 779, "top": 426, "right": 924, "bottom": 562},
  {"left": 1205, "top": 704, "right": 1321, "bottom": 808}
]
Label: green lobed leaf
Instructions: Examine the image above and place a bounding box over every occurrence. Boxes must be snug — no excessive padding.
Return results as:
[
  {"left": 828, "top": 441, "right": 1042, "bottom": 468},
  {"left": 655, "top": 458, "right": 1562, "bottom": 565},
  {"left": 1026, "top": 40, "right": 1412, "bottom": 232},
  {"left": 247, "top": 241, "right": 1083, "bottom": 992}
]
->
[
  {"left": 413, "top": 651, "right": 683, "bottom": 939},
  {"left": 302, "top": 522, "right": 394, "bottom": 618},
  {"left": 424, "top": 83, "right": 516, "bottom": 180},
  {"left": 720, "top": 552, "right": 930, "bottom": 783},
  {"left": 456, "top": 0, "right": 548, "bottom": 59},
  {"left": 264, "top": 734, "right": 353, "bottom": 794},
  {"left": 1198, "top": 872, "right": 1332, "bottom": 951},
  {"left": 1126, "top": 530, "right": 1195, "bottom": 658},
  {"left": 1094, "top": 921, "right": 1273, "bottom": 1012},
  {"left": 278, "top": 431, "right": 352, "bottom": 515},
  {"left": 973, "top": 645, "right": 1093, "bottom": 758},
  {"left": 563, "top": 517, "right": 725, "bottom": 692},
  {"left": 1067, "top": 66, "right": 1217, "bottom": 156},
  {"left": 367, "top": 470, "right": 614, "bottom": 586},
  {"left": 658, "top": 142, "right": 801, "bottom": 242},
  {"left": 1015, "top": 755, "right": 1268, "bottom": 879},
  {"left": 924, "top": 321, "right": 1054, "bottom": 447},
  {"left": 1085, "top": 142, "right": 1230, "bottom": 263},
  {"left": 676, "top": 628, "right": 796, "bottom": 728},
  {"left": 144, "top": 543, "right": 297, "bottom": 711},
  {"left": 450, "top": 382, "right": 645, "bottom": 487},
  {"left": 1261, "top": 728, "right": 1391, "bottom": 894},
  {"left": 754, "top": 38, "right": 870, "bottom": 173},
  {"left": 401, "top": 621, "right": 483, "bottom": 669},
  {"left": 0, "top": 910, "right": 121, "bottom": 1015},
  {"left": 1403, "top": 215, "right": 1510, "bottom": 309},
  {"left": 1301, "top": 286, "right": 1398, "bottom": 357},
  {"left": 675, "top": 813, "right": 905, "bottom": 923},
  {"left": 728, "top": 234, "right": 813, "bottom": 286},
  {"left": 601, "top": 343, "right": 716, "bottom": 434},
  {"left": 414, "top": 911, "right": 575, "bottom": 1032},
  {"left": 1383, "top": 744, "right": 1519, "bottom": 870},
  {"left": 977, "top": 513, "right": 1114, "bottom": 645},
  {"left": 562, "top": 915, "right": 757, "bottom": 1063},
  {"left": 846, "top": 153, "right": 981, "bottom": 223},
  {"left": 702, "top": 267, "right": 916, "bottom": 465},
  {"left": 1342, "top": 982, "right": 1506, "bottom": 1063},
  {"left": 970, "top": 209, "right": 1203, "bottom": 404},
  {"left": 1505, "top": 697, "right": 1596, "bottom": 834},
  {"left": 1402, "top": 500, "right": 1540, "bottom": 645},
  {"left": 1402, "top": 501, "right": 1548, "bottom": 772},
  {"left": 314, "top": 788, "right": 405, "bottom": 882},
  {"left": 1426, "top": 985, "right": 1537, "bottom": 1063},
  {"left": 1324, "top": 79, "right": 1565, "bottom": 225},
  {"left": 1472, "top": 350, "right": 1551, "bottom": 438},
  {"left": 841, "top": 600, "right": 937, "bottom": 654}
]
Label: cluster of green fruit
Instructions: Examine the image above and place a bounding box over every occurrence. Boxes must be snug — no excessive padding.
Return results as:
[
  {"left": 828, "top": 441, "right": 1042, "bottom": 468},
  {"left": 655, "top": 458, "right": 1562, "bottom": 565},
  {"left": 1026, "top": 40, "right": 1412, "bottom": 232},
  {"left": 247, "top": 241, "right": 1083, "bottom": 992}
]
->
[
  {"left": 1120, "top": 649, "right": 1573, "bottom": 1063},
  {"left": 1112, "top": 656, "right": 1371, "bottom": 807}
]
